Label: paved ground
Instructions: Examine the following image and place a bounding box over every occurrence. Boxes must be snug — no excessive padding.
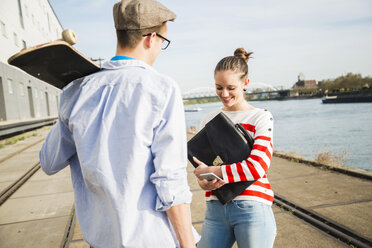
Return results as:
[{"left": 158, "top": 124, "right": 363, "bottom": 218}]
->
[
  {"left": 269, "top": 156, "right": 372, "bottom": 247},
  {"left": 0, "top": 126, "right": 74, "bottom": 248},
  {"left": 67, "top": 134, "right": 372, "bottom": 247},
  {"left": 188, "top": 157, "right": 351, "bottom": 248},
  {"left": 0, "top": 169, "right": 74, "bottom": 248},
  {"left": 1, "top": 128, "right": 371, "bottom": 247}
]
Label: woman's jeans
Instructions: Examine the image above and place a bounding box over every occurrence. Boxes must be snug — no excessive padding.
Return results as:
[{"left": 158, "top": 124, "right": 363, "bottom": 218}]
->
[{"left": 197, "top": 200, "right": 277, "bottom": 248}]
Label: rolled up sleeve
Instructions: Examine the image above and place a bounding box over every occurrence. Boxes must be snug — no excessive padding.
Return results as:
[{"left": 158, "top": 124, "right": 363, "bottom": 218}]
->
[
  {"left": 39, "top": 117, "right": 76, "bottom": 175},
  {"left": 150, "top": 85, "right": 192, "bottom": 211}
]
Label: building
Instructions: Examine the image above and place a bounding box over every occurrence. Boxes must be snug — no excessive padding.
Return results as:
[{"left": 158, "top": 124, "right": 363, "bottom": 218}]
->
[
  {"left": 0, "top": 0, "right": 62, "bottom": 121},
  {"left": 294, "top": 79, "right": 318, "bottom": 88},
  {"left": 293, "top": 73, "right": 318, "bottom": 89}
]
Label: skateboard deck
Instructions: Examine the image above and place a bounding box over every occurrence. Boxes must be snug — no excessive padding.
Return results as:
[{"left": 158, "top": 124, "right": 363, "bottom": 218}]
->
[{"left": 8, "top": 40, "right": 100, "bottom": 89}]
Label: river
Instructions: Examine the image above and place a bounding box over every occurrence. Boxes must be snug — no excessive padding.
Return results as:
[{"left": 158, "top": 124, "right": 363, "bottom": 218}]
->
[{"left": 184, "top": 99, "right": 372, "bottom": 172}]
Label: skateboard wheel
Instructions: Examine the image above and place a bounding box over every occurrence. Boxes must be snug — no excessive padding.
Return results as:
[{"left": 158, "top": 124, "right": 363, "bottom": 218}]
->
[{"left": 62, "top": 29, "right": 78, "bottom": 45}]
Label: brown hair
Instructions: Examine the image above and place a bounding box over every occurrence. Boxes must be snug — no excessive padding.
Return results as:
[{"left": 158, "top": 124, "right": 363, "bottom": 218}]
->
[
  {"left": 214, "top": 48, "right": 253, "bottom": 80},
  {"left": 116, "top": 22, "right": 167, "bottom": 49}
]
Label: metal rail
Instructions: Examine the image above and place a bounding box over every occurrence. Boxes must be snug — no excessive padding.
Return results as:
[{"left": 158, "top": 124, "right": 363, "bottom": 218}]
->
[
  {"left": 2, "top": 124, "right": 369, "bottom": 247},
  {"left": 274, "top": 193, "right": 372, "bottom": 248},
  {"left": 61, "top": 207, "right": 76, "bottom": 248},
  {"left": 60, "top": 193, "right": 372, "bottom": 248},
  {"left": 0, "top": 163, "right": 40, "bottom": 205},
  {"left": 0, "top": 126, "right": 47, "bottom": 205},
  {"left": 0, "top": 138, "right": 44, "bottom": 164}
]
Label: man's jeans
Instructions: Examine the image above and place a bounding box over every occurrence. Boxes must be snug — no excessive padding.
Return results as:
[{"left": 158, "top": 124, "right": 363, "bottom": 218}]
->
[{"left": 197, "top": 200, "right": 277, "bottom": 248}]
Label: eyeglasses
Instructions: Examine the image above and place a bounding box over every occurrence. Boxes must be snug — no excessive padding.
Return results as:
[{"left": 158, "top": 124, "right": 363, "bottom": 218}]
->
[{"left": 142, "top": 32, "right": 171, "bottom": 50}]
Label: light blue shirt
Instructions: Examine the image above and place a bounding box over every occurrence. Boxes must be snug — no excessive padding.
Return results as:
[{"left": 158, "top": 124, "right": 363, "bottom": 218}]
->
[{"left": 39, "top": 59, "right": 198, "bottom": 247}]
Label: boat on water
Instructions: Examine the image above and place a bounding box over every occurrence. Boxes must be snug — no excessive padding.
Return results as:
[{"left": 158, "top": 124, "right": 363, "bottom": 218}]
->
[
  {"left": 322, "top": 95, "right": 372, "bottom": 104},
  {"left": 184, "top": 107, "right": 202, "bottom": 112}
]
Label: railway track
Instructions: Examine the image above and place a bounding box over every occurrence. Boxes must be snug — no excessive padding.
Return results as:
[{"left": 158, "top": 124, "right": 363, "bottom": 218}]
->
[
  {"left": 2, "top": 151, "right": 371, "bottom": 248},
  {"left": 0, "top": 125, "right": 49, "bottom": 206},
  {"left": 1, "top": 128, "right": 371, "bottom": 247},
  {"left": 61, "top": 190, "right": 372, "bottom": 248},
  {"left": 0, "top": 138, "right": 44, "bottom": 164},
  {"left": 274, "top": 194, "right": 372, "bottom": 248},
  {"left": 0, "top": 124, "right": 75, "bottom": 248},
  {"left": 0, "top": 163, "right": 40, "bottom": 205},
  {"left": 191, "top": 192, "right": 372, "bottom": 247}
]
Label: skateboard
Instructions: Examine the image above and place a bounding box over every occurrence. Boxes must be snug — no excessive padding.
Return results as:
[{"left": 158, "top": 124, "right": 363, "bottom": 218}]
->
[{"left": 8, "top": 30, "right": 100, "bottom": 89}]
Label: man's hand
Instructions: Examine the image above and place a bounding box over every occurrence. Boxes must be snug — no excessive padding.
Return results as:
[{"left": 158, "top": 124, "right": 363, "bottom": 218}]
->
[
  {"left": 166, "top": 204, "right": 196, "bottom": 248},
  {"left": 193, "top": 157, "right": 225, "bottom": 191}
]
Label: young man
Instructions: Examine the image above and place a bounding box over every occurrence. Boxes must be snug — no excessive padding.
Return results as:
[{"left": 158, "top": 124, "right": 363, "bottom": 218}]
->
[{"left": 39, "top": 0, "right": 198, "bottom": 247}]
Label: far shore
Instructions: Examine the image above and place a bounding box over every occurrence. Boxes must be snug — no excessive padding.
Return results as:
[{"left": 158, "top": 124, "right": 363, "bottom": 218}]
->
[{"left": 183, "top": 95, "right": 323, "bottom": 105}]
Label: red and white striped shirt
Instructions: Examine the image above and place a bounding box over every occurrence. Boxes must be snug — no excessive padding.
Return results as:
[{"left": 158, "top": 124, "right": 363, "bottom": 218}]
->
[{"left": 200, "top": 108, "right": 274, "bottom": 206}]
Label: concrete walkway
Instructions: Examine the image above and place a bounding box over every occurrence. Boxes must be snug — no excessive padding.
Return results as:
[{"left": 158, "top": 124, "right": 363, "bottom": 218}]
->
[
  {"left": 0, "top": 169, "right": 74, "bottom": 248},
  {"left": 189, "top": 157, "right": 356, "bottom": 248},
  {"left": 1, "top": 127, "right": 371, "bottom": 247},
  {"left": 68, "top": 154, "right": 372, "bottom": 247},
  {"left": 269, "top": 156, "right": 372, "bottom": 247},
  {"left": 269, "top": 156, "right": 372, "bottom": 240},
  {"left": 0, "top": 126, "right": 74, "bottom": 248}
]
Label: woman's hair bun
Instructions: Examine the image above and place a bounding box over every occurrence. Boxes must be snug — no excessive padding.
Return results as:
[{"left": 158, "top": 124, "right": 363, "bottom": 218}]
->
[{"left": 234, "top": 48, "right": 253, "bottom": 63}]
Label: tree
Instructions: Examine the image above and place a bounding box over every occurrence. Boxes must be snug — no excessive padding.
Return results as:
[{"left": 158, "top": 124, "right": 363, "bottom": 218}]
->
[{"left": 319, "top": 73, "right": 372, "bottom": 93}]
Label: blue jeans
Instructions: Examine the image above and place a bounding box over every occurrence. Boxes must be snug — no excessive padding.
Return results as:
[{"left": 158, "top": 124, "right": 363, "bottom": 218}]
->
[{"left": 197, "top": 200, "right": 276, "bottom": 248}]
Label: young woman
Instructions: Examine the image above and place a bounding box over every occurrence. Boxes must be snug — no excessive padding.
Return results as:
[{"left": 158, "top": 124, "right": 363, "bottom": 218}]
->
[{"left": 193, "top": 48, "right": 276, "bottom": 248}]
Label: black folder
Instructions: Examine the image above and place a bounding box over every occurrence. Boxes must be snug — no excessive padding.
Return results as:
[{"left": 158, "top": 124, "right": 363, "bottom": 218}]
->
[{"left": 187, "top": 112, "right": 257, "bottom": 205}]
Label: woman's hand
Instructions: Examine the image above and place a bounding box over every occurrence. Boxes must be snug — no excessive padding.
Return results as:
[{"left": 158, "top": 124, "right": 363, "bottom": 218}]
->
[
  {"left": 197, "top": 178, "right": 225, "bottom": 191},
  {"left": 193, "top": 157, "right": 210, "bottom": 177},
  {"left": 193, "top": 157, "right": 225, "bottom": 190}
]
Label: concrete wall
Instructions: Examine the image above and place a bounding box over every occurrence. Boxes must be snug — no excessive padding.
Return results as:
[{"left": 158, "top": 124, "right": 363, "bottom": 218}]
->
[
  {"left": 0, "top": 62, "right": 60, "bottom": 121},
  {"left": 0, "top": 0, "right": 62, "bottom": 121},
  {"left": 0, "top": 0, "right": 64, "bottom": 63},
  {"left": 0, "top": 76, "right": 6, "bottom": 120}
]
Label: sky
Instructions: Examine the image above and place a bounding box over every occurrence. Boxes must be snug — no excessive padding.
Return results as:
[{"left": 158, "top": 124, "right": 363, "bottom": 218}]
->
[{"left": 49, "top": 0, "right": 372, "bottom": 93}]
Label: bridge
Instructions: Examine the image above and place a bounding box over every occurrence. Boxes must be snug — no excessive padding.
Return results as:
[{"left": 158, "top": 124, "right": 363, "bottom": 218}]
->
[
  {"left": 182, "top": 83, "right": 290, "bottom": 100},
  {"left": 245, "top": 82, "right": 290, "bottom": 100},
  {"left": 182, "top": 87, "right": 217, "bottom": 100},
  {"left": 246, "top": 82, "right": 282, "bottom": 93}
]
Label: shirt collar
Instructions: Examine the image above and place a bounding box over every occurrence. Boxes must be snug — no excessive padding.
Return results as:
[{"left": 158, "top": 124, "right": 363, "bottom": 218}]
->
[
  {"left": 111, "top": 55, "right": 135, "bottom": 61},
  {"left": 101, "top": 58, "right": 155, "bottom": 72}
]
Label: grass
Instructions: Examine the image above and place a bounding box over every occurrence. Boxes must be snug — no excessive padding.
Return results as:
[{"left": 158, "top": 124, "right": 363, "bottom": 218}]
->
[
  {"left": 275, "top": 149, "right": 351, "bottom": 170},
  {"left": 5, "top": 138, "right": 18, "bottom": 145},
  {"left": 0, "top": 132, "right": 40, "bottom": 149},
  {"left": 315, "top": 149, "right": 349, "bottom": 167}
]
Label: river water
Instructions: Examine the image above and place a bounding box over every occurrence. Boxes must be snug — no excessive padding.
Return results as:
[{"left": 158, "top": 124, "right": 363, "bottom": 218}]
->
[{"left": 184, "top": 99, "right": 372, "bottom": 172}]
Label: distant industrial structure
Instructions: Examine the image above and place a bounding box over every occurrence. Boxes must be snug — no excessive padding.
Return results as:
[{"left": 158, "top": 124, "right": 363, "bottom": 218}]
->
[
  {"left": 289, "top": 73, "right": 321, "bottom": 98},
  {"left": 0, "top": 0, "right": 62, "bottom": 121},
  {"left": 292, "top": 73, "right": 318, "bottom": 89}
]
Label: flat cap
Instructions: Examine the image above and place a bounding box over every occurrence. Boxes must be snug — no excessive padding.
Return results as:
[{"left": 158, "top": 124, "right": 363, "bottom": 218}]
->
[{"left": 113, "top": 0, "right": 176, "bottom": 30}]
